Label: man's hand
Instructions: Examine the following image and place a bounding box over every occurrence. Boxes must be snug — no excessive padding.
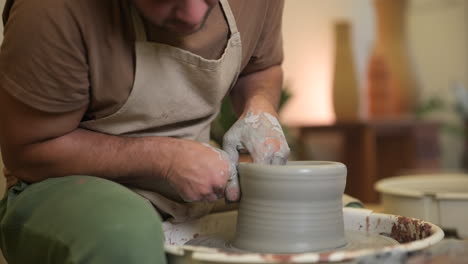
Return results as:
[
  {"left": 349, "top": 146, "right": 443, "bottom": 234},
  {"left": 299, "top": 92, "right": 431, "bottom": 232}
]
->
[
  {"left": 164, "top": 140, "right": 237, "bottom": 203},
  {"left": 223, "top": 110, "right": 290, "bottom": 201},
  {"left": 221, "top": 65, "right": 289, "bottom": 202}
]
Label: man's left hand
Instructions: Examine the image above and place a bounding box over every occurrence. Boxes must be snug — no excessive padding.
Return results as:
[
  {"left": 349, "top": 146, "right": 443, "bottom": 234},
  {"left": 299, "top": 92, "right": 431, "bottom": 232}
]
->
[{"left": 222, "top": 110, "right": 290, "bottom": 202}]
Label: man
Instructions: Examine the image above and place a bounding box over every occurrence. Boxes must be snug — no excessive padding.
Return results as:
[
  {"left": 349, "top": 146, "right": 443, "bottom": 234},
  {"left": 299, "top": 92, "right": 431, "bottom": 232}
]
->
[{"left": 0, "top": 0, "right": 289, "bottom": 263}]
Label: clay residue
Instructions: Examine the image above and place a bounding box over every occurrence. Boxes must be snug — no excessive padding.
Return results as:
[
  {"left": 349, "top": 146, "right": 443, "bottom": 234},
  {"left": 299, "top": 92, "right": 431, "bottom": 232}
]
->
[
  {"left": 366, "top": 216, "right": 370, "bottom": 232},
  {"left": 261, "top": 254, "right": 293, "bottom": 263},
  {"left": 217, "top": 250, "right": 244, "bottom": 256},
  {"left": 390, "top": 216, "right": 432, "bottom": 243},
  {"left": 318, "top": 251, "right": 333, "bottom": 262},
  {"left": 77, "top": 178, "right": 88, "bottom": 184}
]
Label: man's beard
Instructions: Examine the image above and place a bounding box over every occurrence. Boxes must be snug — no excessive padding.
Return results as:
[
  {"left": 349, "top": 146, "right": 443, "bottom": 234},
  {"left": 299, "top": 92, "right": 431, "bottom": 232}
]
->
[{"left": 159, "top": 4, "right": 215, "bottom": 36}]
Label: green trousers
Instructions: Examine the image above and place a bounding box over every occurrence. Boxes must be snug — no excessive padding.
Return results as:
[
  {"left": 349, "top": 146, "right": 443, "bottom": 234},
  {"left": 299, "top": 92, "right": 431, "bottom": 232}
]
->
[{"left": 0, "top": 175, "right": 167, "bottom": 264}]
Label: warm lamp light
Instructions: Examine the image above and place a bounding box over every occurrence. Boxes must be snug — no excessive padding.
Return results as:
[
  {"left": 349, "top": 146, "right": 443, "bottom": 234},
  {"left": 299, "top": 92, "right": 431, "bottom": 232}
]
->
[{"left": 279, "top": 0, "right": 374, "bottom": 126}]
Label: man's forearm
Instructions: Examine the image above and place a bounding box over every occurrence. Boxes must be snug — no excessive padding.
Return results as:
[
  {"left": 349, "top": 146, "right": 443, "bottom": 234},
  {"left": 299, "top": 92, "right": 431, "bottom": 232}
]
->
[
  {"left": 5, "top": 128, "right": 175, "bottom": 186},
  {"left": 222, "top": 64, "right": 290, "bottom": 166},
  {"left": 230, "top": 65, "right": 283, "bottom": 117}
]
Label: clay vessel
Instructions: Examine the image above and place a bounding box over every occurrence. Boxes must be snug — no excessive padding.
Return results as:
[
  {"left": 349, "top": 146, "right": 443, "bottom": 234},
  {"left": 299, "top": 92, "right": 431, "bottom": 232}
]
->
[
  {"left": 233, "top": 161, "right": 347, "bottom": 253},
  {"left": 332, "top": 21, "right": 360, "bottom": 122},
  {"left": 367, "top": 0, "right": 419, "bottom": 119}
]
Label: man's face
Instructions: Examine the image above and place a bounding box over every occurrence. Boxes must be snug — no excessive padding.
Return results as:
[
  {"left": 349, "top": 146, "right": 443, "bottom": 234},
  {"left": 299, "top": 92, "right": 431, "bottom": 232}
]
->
[{"left": 132, "top": 0, "right": 219, "bottom": 35}]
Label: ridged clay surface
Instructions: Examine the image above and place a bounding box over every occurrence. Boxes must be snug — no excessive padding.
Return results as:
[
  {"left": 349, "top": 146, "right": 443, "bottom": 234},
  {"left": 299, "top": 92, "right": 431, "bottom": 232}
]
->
[{"left": 232, "top": 161, "right": 348, "bottom": 253}]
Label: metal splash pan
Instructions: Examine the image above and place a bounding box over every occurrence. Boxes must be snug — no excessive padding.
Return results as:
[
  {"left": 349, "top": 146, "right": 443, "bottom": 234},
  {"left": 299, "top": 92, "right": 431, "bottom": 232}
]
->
[{"left": 162, "top": 207, "right": 444, "bottom": 263}]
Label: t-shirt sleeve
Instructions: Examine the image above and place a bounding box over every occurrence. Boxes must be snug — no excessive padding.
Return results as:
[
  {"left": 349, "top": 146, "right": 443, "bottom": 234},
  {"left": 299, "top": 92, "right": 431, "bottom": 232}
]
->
[
  {"left": 0, "top": 0, "right": 89, "bottom": 113},
  {"left": 241, "top": 0, "right": 284, "bottom": 75}
]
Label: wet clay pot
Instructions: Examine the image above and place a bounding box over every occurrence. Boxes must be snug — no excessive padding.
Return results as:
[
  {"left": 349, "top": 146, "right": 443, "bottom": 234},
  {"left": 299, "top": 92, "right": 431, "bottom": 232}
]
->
[{"left": 233, "top": 161, "right": 347, "bottom": 253}]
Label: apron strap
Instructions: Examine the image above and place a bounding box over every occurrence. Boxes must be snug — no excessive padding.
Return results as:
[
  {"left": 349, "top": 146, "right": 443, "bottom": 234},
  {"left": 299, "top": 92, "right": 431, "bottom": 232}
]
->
[
  {"left": 130, "top": 6, "right": 148, "bottom": 42},
  {"left": 219, "top": 0, "right": 239, "bottom": 35}
]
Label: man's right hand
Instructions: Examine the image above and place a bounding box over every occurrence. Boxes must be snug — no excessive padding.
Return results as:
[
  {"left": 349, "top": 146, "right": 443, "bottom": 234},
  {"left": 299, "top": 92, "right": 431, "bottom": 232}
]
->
[{"left": 163, "top": 139, "right": 237, "bottom": 203}]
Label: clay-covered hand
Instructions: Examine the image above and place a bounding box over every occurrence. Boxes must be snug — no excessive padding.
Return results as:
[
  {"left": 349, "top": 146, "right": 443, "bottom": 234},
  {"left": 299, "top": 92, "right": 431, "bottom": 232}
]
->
[
  {"left": 164, "top": 139, "right": 237, "bottom": 203},
  {"left": 223, "top": 111, "right": 290, "bottom": 201}
]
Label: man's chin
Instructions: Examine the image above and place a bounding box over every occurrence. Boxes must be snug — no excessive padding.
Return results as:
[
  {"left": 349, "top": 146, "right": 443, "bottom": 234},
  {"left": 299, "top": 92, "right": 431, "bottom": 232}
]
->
[{"left": 165, "top": 23, "right": 203, "bottom": 35}]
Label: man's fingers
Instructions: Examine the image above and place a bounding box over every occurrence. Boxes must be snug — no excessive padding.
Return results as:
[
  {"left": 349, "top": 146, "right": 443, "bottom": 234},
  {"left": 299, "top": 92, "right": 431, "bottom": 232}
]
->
[
  {"left": 213, "top": 185, "right": 225, "bottom": 199},
  {"left": 252, "top": 153, "right": 272, "bottom": 164},
  {"left": 223, "top": 142, "right": 240, "bottom": 163},
  {"left": 272, "top": 144, "right": 290, "bottom": 165},
  {"left": 179, "top": 191, "right": 196, "bottom": 203},
  {"left": 217, "top": 149, "right": 240, "bottom": 202},
  {"left": 202, "top": 193, "right": 220, "bottom": 203},
  {"left": 272, "top": 155, "right": 287, "bottom": 165},
  {"left": 225, "top": 175, "right": 240, "bottom": 202},
  {"left": 225, "top": 157, "right": 240, "bottom": 202}
]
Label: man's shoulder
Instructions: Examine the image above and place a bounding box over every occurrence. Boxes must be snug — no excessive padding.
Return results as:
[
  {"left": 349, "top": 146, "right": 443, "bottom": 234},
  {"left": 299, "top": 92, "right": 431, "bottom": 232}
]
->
[
  {"left": 4, "top": 0, "right": 123, "bottom": 26},
  {"left": 6, "top": 0, "right": 118, "bottom": 10},
  {"left": 5, "top": 0, "right": 87, "bottom": 16},
  {"left": 227, "top": 0, "right": 284, "bottom": 29}
]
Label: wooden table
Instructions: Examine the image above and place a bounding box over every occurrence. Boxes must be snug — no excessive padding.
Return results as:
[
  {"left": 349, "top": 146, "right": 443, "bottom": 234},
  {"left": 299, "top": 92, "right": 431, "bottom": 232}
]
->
[{"left": 296, "top": 120, "right": 440, "bottom": 203}]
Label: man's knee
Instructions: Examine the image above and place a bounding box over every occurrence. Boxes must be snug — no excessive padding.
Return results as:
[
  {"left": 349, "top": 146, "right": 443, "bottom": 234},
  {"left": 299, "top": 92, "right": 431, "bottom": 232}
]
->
[
  {"left": 70, "top": 205, "right": 166, "bottom": 264},
  {"left": 0, "top": 176, "right": 167, "bottom": 264}
]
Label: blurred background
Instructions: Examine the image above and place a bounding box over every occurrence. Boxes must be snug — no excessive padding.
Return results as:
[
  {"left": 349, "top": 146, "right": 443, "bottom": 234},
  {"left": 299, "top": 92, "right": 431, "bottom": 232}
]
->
[
  {"left": 277, "top": 0, "right": 468, "bottom": 203},
  {"left": 0, "top": 0, "right": 467, "bottom": 262},
  {"left": 211, "top": 0, "right": 468, "bottom": 204}
]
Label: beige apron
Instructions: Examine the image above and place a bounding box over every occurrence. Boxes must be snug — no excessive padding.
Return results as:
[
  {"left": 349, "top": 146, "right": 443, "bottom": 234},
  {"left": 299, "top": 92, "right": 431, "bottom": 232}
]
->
[{"left": 79, "top": 0, "right": 242, "bottom": 222}]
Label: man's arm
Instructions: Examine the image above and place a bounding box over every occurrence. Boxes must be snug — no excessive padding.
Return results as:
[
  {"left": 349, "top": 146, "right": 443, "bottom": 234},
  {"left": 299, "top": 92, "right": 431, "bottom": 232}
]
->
[
  {"left": 230, "top": 65, "right": 283, "bottom": 118},
  {"left": 0, "top": 88, "right": 233, "bottom": 202},
  {"left": 230, "top": 0, "right": 285, "bottom": 118},
  {"left": 221, "top": 65, "right": 289, "bottom": 202}
]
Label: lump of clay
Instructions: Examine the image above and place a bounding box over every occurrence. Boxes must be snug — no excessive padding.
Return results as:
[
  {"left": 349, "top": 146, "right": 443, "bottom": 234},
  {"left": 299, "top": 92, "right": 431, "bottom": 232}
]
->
[{"left": 233, "top": 161, "right": 347, "bottom": 253}]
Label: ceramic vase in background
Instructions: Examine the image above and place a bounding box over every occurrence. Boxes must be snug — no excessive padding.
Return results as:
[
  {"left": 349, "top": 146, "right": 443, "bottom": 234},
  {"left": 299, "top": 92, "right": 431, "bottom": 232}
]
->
[
  {"left": 332, "top": 21, "right": 360, "bottom": 122},
  {"left": 367, "top": 0, "right": 419, "bottom": 119},
  {"left": 463, "top": 120, "right": 468, "bottom": 170}
]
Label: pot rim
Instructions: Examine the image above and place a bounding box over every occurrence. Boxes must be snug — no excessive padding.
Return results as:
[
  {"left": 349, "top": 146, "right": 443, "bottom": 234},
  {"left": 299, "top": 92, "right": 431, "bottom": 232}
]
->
[{"left": 238, "top": 161, "right": 346, "bottom": 179}]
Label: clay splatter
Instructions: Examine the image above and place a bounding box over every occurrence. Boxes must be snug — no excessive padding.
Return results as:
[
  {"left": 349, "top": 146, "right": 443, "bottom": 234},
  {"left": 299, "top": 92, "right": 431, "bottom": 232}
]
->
[
  {"left": 366, "top": 216, "right": 370, "bottom": 232},
  {"left": 216, "top": 250, "right": 244, "bottom": 256},
  {"left": 166, "top": 237, "right": 174, "bottom": 245},
  {"left": 318, "top": 251, "right": 333, "bottom": 262},
  {"left": 77, "top": 178, "right": 88, "bottom": 184},
  {"left": 261, "top": 254, "right": 293, "bottom": 263},
  {"left": 390, "top": 216, "right": 432, "bottom": 243}
]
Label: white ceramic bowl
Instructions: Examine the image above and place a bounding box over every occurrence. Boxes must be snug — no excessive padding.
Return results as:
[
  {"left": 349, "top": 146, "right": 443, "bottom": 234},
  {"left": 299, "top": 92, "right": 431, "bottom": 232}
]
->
[{"left": 375, "top": 173, "right": 468, "bottom": 238}]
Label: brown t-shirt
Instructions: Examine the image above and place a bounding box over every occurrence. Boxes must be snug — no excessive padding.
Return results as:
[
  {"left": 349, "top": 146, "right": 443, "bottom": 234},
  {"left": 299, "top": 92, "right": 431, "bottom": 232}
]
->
[{"left": 0, "top": 0, "right": 284, "bottom": 120}]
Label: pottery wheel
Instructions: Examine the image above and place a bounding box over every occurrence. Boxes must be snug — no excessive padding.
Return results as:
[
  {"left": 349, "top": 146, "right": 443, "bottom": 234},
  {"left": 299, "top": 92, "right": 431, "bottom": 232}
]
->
[{"left": 185, "top": 230, "right": 399, "bottom": 253}]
